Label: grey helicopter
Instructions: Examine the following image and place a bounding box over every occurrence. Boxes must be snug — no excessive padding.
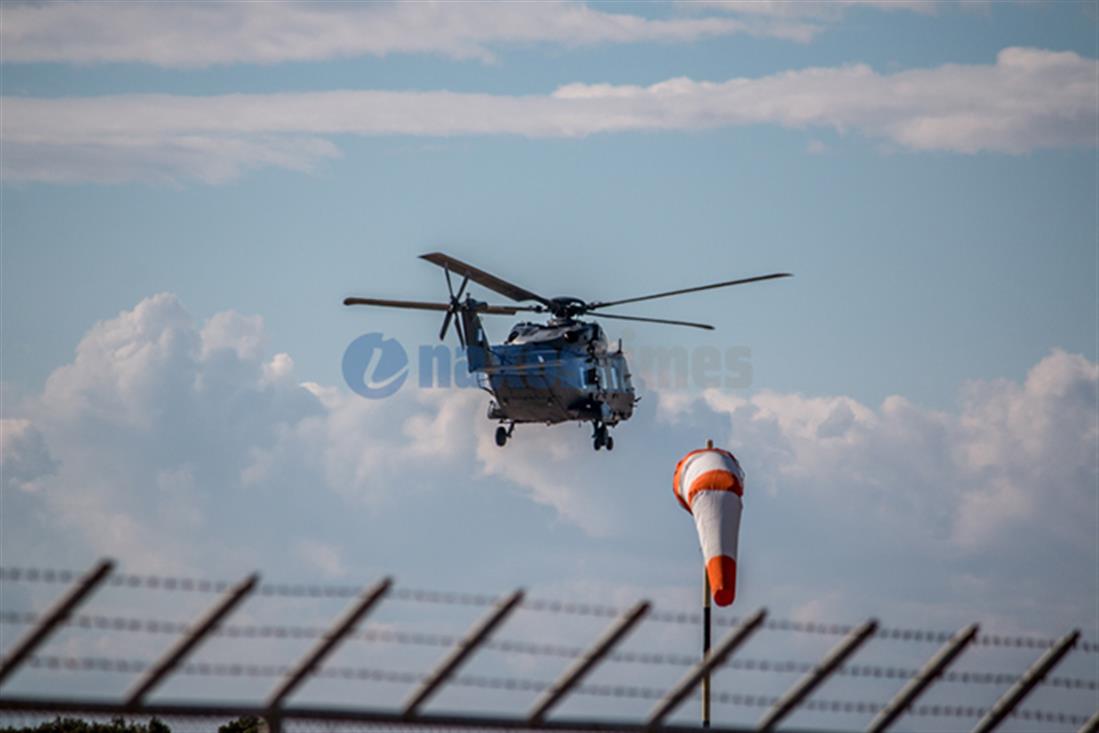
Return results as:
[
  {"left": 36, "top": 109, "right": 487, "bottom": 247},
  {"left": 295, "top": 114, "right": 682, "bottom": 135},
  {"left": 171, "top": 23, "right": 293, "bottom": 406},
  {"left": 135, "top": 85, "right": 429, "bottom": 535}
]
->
[{"left": 344, "top": 253, "right": 790, "bottom": 451}]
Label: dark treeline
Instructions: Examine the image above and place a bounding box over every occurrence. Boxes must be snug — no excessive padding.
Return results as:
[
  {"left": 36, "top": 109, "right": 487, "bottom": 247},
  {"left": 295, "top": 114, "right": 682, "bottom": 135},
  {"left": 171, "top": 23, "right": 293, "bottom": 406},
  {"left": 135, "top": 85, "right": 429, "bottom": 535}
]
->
[{"left": 0, "top": 716, "right": 265, "bottom": 733}]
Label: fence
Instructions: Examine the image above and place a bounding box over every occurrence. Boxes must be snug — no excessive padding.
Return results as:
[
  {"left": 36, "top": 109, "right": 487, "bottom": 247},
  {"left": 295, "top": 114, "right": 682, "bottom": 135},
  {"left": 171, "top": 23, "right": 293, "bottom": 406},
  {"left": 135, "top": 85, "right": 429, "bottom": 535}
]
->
[{"left": 0, "top": 560, "right": 1095, "bottom": 733}]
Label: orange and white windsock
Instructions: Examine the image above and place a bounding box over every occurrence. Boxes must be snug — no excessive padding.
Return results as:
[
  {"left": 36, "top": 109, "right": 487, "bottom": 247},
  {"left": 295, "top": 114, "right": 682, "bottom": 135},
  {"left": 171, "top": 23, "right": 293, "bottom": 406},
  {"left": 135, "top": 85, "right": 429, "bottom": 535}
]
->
[{"left": 673, "top": 446, "right": 745, "bottom": 607}]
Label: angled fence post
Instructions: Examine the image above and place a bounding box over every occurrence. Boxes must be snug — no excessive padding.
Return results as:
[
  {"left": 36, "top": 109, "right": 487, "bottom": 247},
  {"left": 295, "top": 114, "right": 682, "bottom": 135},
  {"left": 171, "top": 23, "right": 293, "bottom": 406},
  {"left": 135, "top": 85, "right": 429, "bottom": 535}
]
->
[
  {"left": 1077, "top": 709, "right": 1099, "bottom": 733},
  {"left": 971, "top": 629, "right": 1080, "bottom": 733},
  {"left": 0, "top": 559, "right": 114, "bottom": 689},
  {"left": 528, "top": 600, "right": 650, "bottom": 725},
  {"left": 758, "top": 619, "right": 878, "bottom": 733},
  {"left": 126, "top": 573, "right": 258, "bottom": 706},
  {"left": 403, "top": 589, "right": 524, "bottom": 718},
  {"left": 648, "top": 608, "right": 768, "bottom": 726},
  {"left": 866, "top": 623, "right": 979, "bottom": 733},
  {"left": 268, "top": 577, "right": 392, "bottom": 707}
]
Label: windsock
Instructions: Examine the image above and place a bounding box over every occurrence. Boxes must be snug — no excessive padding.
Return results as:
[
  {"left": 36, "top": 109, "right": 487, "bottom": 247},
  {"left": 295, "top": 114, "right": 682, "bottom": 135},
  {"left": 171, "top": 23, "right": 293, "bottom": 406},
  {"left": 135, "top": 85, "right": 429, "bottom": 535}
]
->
[{"left": 673, "top": 446, "right": 745, "bottom": 607}]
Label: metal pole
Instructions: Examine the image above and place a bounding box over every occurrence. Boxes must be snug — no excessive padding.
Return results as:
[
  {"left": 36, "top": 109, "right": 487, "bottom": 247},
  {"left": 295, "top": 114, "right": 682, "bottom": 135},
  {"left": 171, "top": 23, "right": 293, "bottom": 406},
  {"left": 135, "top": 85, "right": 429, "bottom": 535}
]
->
[
  {"left": 971, "top": 629, "right": 1080, "bottom": 733},
  {"left": 404, "top": 589, "right": 524, "bottom": 718},
  {"left": 703, "top": 572, "right": 712, "bottom": 729},
  {"left": 528, "top": 601, "right": 650, "bottom": 725},
  {"left": 126, "top": 573, "right": 258, "bottom": 706},
  {"left": 648, "top": 608, "right": 767, "bottom": 726},
  {"left": 866, "top": 623, "right": 979, "bottom": 733},
  {"left": 758, "top": 618, "right": 879, "bottom": 733},
  {"left": 702, "top": 436, "right": 715, "bottom": 729},
  {"left": 0, "top": 559, "right": 114, "bottom": 689},
  {"left": 1077, "top": 709, "right": 1099, "bottom": 733},
  {"left": 268, "top": 577, "right": 392, "bottom": 707}
]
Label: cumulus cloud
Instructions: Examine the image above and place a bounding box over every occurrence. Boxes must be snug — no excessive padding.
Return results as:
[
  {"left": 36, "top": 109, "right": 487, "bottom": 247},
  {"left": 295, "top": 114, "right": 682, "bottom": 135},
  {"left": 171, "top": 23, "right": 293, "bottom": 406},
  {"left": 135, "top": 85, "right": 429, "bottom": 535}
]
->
[
  {"left": 0, "top": 1, "right": 749, "bottom": 67},
  {"left": 1, "top": 294, "right": 629, "bottom": 577},
  {"left": 7, "top": 294, "right": 327, "bottom": 572},
  {"left": 3, "top": 47, "right": 1094, "bottom": 183},
  {"left": 0, "top": 419, "right": 58, "bottom": 492},
  {"left": 658, "top": 349, "right": 1099, "bottom": 552}
]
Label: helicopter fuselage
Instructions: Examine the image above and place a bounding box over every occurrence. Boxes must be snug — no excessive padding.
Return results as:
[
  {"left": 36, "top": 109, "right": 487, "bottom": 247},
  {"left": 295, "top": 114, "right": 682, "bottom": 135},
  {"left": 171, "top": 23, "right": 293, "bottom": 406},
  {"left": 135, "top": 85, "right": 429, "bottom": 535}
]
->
[{"left": 462, "top": 312, "right": 636, "bottom": 428}]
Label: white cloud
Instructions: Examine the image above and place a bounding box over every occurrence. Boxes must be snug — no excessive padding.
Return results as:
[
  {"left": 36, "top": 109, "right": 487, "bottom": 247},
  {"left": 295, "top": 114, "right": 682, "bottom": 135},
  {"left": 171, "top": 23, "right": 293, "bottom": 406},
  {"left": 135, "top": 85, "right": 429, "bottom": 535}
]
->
[
  {"left": 658, "top": 349, "right": 1099, "bottom": 551},
  {"left": 682, "top": 0, "right": 938, "bottom": 41},
  {"left": 0, "top": 293, "right": 627, "bottom": 578},
  {"left": 474, "top": 420, "right": 620, "bottom": 536},
  {"left": 0, "top": 1, "right": 749, "bottom": 67},
  {"left": 0, "top": 418, "right": 57, "bottom": 492},
  {"left": 695, "top": 0, "right": 936, "bottom": 14},
  {"left": 0, "top": 134, "right": 341, "bottom": 186},
  {"left": 8, "top": 294, "right": 327, "bottom": 573},
  {"left": 3, "top": 47, "right": 1093, "bottom": 183}
]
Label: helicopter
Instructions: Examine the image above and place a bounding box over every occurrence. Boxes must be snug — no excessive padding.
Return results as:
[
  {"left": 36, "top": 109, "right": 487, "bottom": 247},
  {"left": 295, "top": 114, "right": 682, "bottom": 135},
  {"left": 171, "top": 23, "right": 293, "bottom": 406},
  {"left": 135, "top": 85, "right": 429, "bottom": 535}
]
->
[{"left": 344, "top": 253, "right": 790, "bottom": 451}]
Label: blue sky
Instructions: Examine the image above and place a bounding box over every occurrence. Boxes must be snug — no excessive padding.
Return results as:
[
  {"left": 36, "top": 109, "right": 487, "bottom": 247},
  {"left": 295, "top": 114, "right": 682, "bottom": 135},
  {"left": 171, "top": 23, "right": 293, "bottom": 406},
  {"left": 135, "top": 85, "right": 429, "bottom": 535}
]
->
[{"left": 1, "top": 1, "right": 1097, "bottom": 730}]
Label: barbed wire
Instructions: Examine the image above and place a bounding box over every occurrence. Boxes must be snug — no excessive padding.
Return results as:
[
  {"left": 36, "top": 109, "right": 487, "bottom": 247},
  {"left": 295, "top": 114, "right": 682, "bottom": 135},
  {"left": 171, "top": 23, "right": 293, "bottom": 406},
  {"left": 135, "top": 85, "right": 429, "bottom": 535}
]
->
[
  {"left": 2, "top": 566, "right": 1095, "bottom": 653},
  {"left": 2, "top": 610, "right": 1096, "bottom": 692},
  {"left": 13, "top": 655, "right": 1091, "bottom": 726}
]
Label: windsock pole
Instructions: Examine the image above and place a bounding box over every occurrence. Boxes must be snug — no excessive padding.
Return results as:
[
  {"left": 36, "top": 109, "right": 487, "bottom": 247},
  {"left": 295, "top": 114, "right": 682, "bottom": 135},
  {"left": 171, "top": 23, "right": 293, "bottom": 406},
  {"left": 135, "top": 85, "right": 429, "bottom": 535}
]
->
[
  {"left": 701, "top": 438, "right": 714, "bottom": 729},
  {"left": 702, "top": 570, "right": 712, "bottom": 728}
]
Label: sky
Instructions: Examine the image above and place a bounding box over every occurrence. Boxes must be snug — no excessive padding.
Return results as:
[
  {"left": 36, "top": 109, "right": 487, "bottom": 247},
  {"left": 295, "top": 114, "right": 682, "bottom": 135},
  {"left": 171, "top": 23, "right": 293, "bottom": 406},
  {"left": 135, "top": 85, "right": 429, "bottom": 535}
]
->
[{"left": 0, "top": 1, "right": 1097, "bottom": 730}]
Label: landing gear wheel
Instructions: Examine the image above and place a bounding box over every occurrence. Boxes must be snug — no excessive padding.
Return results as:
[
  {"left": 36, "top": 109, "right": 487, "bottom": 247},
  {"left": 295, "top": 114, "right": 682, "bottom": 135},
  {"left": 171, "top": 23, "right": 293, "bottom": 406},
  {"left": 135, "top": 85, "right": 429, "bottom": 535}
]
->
[
  {"left": 592, "top": 423, "right": 608, "bottom": 451},
  {"left": 495, "top": 426, "right": 509, "bottom": 447},
  {"left": 605, "top": 435, "right": 614, "bottom": 451}
]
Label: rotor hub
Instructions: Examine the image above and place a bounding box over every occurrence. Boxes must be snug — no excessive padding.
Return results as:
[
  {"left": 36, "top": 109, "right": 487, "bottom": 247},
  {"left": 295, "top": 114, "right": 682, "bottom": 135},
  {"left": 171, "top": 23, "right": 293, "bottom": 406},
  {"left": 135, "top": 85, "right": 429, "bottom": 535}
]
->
[{"left": 547, "top": 296, "right": 588, "bottom": 318}]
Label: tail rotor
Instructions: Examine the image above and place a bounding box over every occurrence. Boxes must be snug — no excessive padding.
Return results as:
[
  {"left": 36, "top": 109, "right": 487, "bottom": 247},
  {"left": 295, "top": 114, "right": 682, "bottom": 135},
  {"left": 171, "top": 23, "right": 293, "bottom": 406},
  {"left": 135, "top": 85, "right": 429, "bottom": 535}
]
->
[{"left": 439, "top": 265, "right": 469, "bottom": 346}]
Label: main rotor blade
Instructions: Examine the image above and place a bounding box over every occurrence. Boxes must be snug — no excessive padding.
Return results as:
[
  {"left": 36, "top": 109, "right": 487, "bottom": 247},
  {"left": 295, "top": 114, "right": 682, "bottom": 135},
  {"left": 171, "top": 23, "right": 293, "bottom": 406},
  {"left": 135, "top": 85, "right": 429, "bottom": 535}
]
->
[
  {"left": 588, "top": 273, "right": 792, "bottom": 310},
  {"left": 439, "top": 309, "right": 454, "bottom": 341},
  {"left": 421, "top": 252, "right": 552, "bottom": 306},
  {"left": 344, "top": 297, "right": 451, "bottom": 311},
  {"left": 343, "top": 297, "right": 535, "bottom": 315},
  {"left": 595, "top": 312, "right": 714, "bottom": 330},
  {"left": 444, "top": 264, "right": 455, "bottom": 299}
]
